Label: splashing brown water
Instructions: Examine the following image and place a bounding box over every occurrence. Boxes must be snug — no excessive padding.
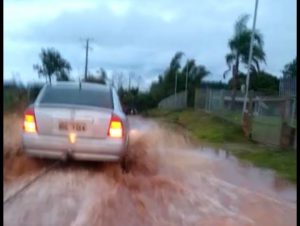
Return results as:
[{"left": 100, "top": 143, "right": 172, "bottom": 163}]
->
[
  {"left": 3, "top": 114, "right": 54, "bottom": 184},
  {"left": 4, "top": 116, "right": 296, "bottom": 226}
]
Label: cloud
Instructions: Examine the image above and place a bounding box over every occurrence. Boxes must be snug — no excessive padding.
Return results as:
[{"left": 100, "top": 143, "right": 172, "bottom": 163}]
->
[{"left": 4, "top": 0, "right": 297, "bottom": 89}]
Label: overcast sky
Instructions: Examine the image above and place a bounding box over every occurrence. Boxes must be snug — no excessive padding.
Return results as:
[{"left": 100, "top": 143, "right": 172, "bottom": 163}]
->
[{"left": 4, "top": 0, "right": 296, "bottom": 89}]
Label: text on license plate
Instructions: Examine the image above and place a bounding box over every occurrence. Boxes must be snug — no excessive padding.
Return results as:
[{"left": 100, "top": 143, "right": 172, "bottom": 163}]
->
[{"left": 59, "top": 122, "right": 86, "bottom": 132}]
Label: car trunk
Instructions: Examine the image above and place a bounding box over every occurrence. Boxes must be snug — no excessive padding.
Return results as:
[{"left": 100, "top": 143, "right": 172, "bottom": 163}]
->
[{"left": 35, "top": 105, "right": 112, "bottom": 139}]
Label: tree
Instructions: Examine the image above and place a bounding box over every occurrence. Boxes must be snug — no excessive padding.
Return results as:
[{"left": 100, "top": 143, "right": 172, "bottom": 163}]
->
[
  {"left": 186, "top": 64, "right": 210, "bottom": 106},
  {"left": 200, "top": 81, "right": 228, "bottom": 90},
  {"left": 149, "top": 75, "right": 165, "bottom": 104},
  {"left": 249, "top": 71, "right": 279, "bottom": 95},
  {"left": 282, "top": 58, "right": 296, "bottom": 78},
  {"left": 33, "top": 48, "right": 72, "bottom": 83},
  {"left": 223, "top": 14, "right": 266, "bottom": 109},
  {"left": 148, "top": 52, "right": 209, "bottom": 107},
  {"left": 97, "top": 68, "right": 108, "bottom": 83},
  {"left": 170, "top": 52, "right": 184, "bottom": 72},
  {"left": 228, "top": 73, "right": 246, "bottom": 91},
  {"left": 111, "top": 71, "right": 125, "bottom": 90},
  {"left": 84, "top": 68, "right": 107, "bottom": 84},
  {"left": 128, "top": 71, "right": 142, "bottom": 90},
  {"left": 228, "top": 71, "right": 279, "bottom": 95}
]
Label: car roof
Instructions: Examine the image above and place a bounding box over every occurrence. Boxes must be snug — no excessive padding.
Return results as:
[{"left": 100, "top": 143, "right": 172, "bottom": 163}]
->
[{"left": 45, "top": 82, "right": 112, "bottom": 92}]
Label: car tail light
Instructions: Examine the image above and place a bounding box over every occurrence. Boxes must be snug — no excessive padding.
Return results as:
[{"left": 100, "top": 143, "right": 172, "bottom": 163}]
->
[
  {"left": 108, "top": 114, "right": 123, "bottom": 138},
  {"left": 23, "top": 107, "right": 37, "bottom": 133}
]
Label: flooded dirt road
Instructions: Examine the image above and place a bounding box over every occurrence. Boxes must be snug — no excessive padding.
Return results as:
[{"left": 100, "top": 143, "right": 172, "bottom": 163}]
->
[{"left": 4, "top": 115, "right": 296, "bottom": 226}]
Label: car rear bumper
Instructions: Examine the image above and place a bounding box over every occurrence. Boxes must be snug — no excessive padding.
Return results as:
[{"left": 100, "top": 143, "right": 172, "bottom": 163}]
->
[{"left": 22, "top": 133, "right": 127, "bottom": 161}]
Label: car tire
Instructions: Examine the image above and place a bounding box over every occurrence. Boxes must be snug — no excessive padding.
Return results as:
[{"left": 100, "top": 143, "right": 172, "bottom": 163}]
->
[{"left": 120, "top": 135, "right": 131, "bottom": 173}]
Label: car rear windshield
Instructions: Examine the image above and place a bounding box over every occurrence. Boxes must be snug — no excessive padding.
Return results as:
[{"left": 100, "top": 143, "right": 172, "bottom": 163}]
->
[{"left": 39, "top": 86, "right": 113, "bottom": 109}]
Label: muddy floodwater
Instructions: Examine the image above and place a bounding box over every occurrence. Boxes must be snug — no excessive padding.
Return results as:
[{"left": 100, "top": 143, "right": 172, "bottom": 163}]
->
[{"left": 4, "top": 116, "right": 296, "bottom": 226}]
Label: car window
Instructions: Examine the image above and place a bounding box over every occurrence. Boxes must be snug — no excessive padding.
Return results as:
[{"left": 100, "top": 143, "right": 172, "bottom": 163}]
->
[{"left": 39, "top": 86, "right": 113, "bottom": 109}]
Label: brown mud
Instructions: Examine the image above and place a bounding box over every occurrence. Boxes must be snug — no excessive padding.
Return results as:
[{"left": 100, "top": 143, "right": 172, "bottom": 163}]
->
[{"left": 4, "top": 115, "right": 296, "bottom": 226}]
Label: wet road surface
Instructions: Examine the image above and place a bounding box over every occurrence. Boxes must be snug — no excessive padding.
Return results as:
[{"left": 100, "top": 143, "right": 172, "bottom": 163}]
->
[{"left": 4, "top": 116, "right": 296, "bottom": 226}]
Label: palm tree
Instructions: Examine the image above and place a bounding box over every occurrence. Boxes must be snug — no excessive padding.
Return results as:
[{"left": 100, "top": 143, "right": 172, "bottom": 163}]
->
[
  {"left": 170, "top": 51, "right": 184, "bottom": 72},
  {"left": 224, "top": 14, "right": 266, "bottom": 110},
  {"left": 182, "top": 59, "right": 209, "bottom": 106},
  {"left": 282, "top": 58, "right": 297, "bottom": 78},
  {"left": 163, "top": 51, "right": 184, "bottom": 97}
]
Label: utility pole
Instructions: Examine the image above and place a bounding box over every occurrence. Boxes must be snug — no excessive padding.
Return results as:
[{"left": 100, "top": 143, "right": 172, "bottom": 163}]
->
[
  {"left": 82, "top": 38, "right": 93, "bottom": 81},
  {"left": 174, "top": 71, "right": 178, "bottom": 95},
  {"left": 128, "top": 73, "right": 131, "bottom": 90},
  {"left": 242, "top": 0, "right": 259, "bottom": 116},
  {"left": 84, "top": 39, "right": 90, "bottom": 80},
  {"left": 185, "top": 65, "right": 189, "bottom": 106},
  {"left": 174, "top": 71, "right": 178, "bottom": 105},
  {"left": 137, "top": 75, "right": 142, "bottom": 90}
]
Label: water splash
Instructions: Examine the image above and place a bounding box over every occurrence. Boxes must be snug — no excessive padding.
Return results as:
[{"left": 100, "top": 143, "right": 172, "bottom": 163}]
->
[{"left": 4, "top": 116, "right": 296, "bottom": 226}]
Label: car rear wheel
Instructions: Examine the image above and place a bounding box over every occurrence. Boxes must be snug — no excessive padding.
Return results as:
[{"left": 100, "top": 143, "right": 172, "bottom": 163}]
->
[{"left": 120, "top": 143, "right": 130, "bottom": 173}]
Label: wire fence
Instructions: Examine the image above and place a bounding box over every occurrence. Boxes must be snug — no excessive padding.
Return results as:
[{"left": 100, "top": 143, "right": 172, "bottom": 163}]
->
[
  {"left": 195, "top": 89, "right": 246, "bottom": 125},
  {"left": 158, "top": 91, "right": 187, "bottom": 110},
  {"left": 251, "top": 97, "right": 296, "bottom": 146},
  {"left": 194, "top": 88, "right": 297, "bottom": 149},
  {"left": 279, "top": 76, "right": 296, "bottom": 97}
]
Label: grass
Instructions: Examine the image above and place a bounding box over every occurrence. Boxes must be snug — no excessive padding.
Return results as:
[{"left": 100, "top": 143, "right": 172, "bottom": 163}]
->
[
  {"left": 145, "top": 108, "right": 247, "bottom": 143},
  {"left": 4, "top": 89, "right": 28, "bottom": 114},
  {"left": 144, "top": 108, "right": 296, "bottom": 183},
  {"left": 212, "top": 110, "right": 242, "bottom": 125},
  {"left": 213, "top": 110, "right": 296, "bottom": 129},
  {"left": 234, "top": 147, "right": 296, "bottom": 182},
  {"left": 209, "top": 110, "right": 295, "bottom": 146},
  {"left": 4, "top": 89, "right": 17, "bottom": 112}
]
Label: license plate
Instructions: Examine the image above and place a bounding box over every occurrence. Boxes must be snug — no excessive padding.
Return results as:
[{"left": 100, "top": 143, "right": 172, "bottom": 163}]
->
[{"left": 59, "top": 122, "right": 86, "bottom": 132}]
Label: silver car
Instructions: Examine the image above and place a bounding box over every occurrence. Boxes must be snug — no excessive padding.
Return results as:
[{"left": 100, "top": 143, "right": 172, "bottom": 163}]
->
[{"left": 22, "top": 82, "right": 129, "bottom": 163}]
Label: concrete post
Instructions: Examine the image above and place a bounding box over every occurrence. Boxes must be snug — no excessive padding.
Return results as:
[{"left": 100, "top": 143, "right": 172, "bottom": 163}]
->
[{"left": 280, "top": 98, "right": 291, "bottom": 149}]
